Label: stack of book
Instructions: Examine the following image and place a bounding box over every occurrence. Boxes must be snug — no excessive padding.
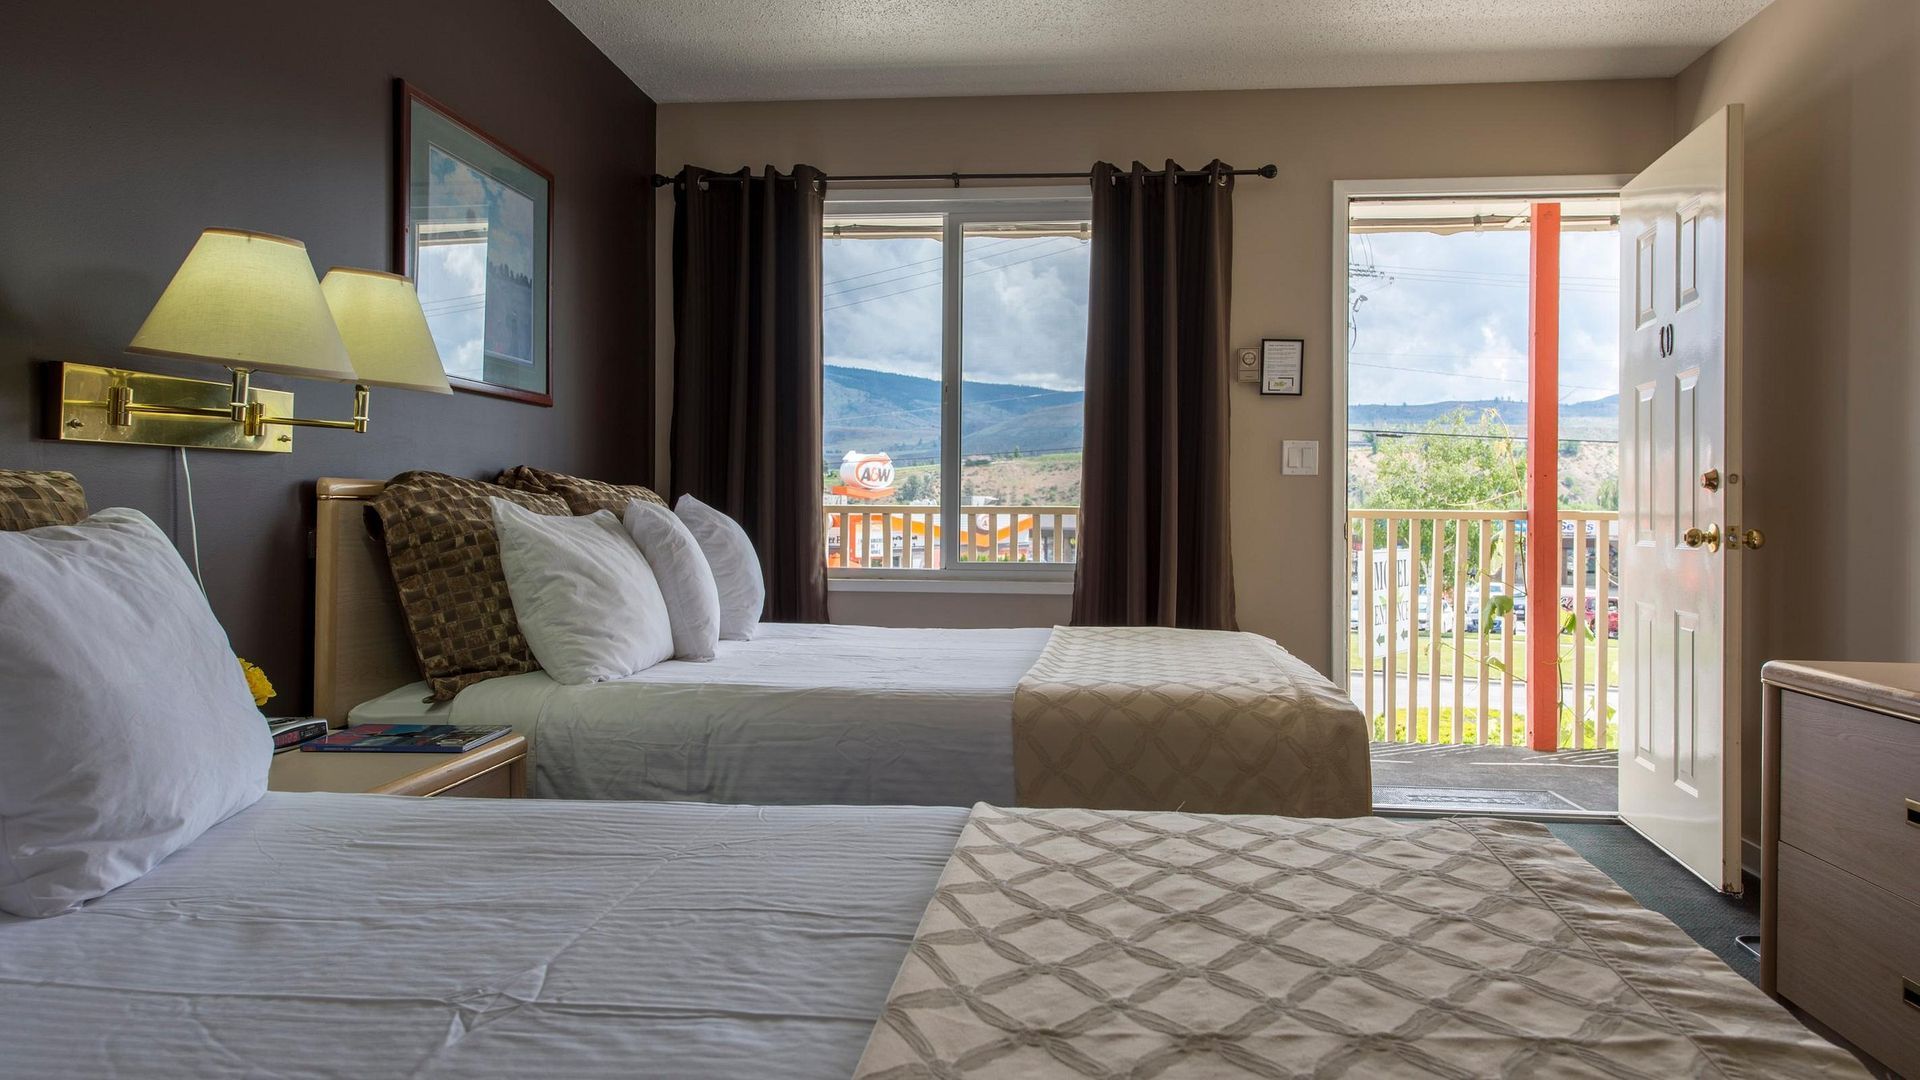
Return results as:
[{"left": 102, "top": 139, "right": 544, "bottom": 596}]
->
[{"left": 300, "top": 724, "right": 512, "bottom": 753}]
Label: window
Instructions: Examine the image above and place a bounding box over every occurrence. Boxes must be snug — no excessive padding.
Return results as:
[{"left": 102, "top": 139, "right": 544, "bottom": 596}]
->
[{"left": 822, "top": 190, "right": 1091, "bottom": 574}]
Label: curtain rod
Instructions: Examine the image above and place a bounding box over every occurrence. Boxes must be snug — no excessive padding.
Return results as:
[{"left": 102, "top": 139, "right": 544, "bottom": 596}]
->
[{"left": 651, "top": 164, "right": 1278, "bottom": 188}]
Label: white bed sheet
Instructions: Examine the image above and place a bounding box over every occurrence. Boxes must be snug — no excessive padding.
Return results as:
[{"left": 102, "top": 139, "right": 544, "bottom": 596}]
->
[
  {"left": 0, "top": 792, "right": 967, "bottom": 1080},
  {"left": 353, "top": 623, "right": 1049, "bottom": 805}
]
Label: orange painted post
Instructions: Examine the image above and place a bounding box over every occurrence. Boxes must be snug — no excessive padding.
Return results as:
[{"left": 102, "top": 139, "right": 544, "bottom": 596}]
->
[{"left": 1526, "top": 202, "right": 1562, "bottom": 751}]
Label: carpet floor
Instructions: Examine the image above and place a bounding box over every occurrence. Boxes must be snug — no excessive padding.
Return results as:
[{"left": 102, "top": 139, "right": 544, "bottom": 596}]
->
[{"left": 1543, "top": 821, "right": 1759, "bottom": 983}]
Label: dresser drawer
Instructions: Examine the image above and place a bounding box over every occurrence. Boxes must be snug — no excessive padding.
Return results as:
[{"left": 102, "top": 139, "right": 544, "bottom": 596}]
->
[
  {"left": 1776, "top": 844, "right": 1920, "bottom": 1079},
  {"left": 1778, "top": 689, "right": 1920, "bottom": 900}
]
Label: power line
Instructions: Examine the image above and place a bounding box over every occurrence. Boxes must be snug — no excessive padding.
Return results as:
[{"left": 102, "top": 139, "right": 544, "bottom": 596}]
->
[
  {"left": 1351, "top": 263, "right": 1615, "bottom": 297},
  {"left": 1360, "top": 262, "right": 1618, "bottom": 287},
  {"left": 1348, "top": 359, "right": 1615, "bottom": 395},
  {"left": 823, "top": 240, "right": 1089, "bottom": 313},
  {"left": 824, "top": 239, "right": 1086, "bottom": 312},
  {"left": 824, "top": 238, "right": 1055, "bottom": 301},
  {"left": 823, "top": 237, "right": 1016, "bottom": 295},
  {"left": 1350, "top": 427, "right": 1617, "bottom": 446}
]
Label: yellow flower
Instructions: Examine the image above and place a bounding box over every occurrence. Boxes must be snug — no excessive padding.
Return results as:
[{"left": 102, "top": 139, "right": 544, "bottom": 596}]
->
[{"left": 238, "top": 657, "right": 275, "bottom": 708}]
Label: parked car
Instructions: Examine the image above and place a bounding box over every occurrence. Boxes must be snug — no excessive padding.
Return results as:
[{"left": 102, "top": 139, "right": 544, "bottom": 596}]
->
[
  {"left": 1556, "top": 594, "right": 1621, "bottom": 638},
  {"left": 1589, "top": 596, "right": 1620, "bottom": 638},
  {"left": 1463, "top": 584, "right": 1525, "bottom": 634}
]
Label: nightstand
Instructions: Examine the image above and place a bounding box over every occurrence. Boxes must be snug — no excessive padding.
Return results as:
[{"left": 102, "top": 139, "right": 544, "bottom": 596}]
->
[{"left": 268, "top": 734, "right": 528, "bottom": 798}]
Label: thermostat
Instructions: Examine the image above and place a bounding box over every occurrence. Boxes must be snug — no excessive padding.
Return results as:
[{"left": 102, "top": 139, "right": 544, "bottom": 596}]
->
[{"left": 1235, "top": 347, "right": 1260, "bottom": 382}]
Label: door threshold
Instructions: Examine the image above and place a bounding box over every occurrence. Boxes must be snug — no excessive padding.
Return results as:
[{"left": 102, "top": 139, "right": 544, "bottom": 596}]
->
[{"left": 1373, "top": 803, "right": 1621, "bottom": 823}]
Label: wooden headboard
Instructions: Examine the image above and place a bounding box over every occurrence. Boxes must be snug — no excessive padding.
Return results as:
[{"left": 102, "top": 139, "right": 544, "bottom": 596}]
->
[{"left": 312, "top": 477, "right": 417, "bottom": 725}]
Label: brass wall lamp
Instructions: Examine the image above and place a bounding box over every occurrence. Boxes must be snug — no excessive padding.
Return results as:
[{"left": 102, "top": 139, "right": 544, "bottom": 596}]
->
[{"left": 55, "top": 228, "right": 450, "bottom": 453}]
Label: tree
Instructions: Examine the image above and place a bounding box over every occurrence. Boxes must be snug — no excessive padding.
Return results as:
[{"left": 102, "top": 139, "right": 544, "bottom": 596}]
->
[
  {"left": 1594, "top": 474, "right": 1619, "bottom": 511},
  {"left": 1356, "top": 407, "right": 1526, "bottom": 588},
  {"left": 1360, "top": 407, "right": 1525, "bottom": 512}
]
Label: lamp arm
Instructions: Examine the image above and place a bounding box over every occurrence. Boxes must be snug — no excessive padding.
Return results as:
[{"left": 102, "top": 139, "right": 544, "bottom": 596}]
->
[
  {"left": 245, "top": 384, "right": 371, "bottom": 435},
  {"left": 103, "top": 373, "right": 372, "bottom": 436}
]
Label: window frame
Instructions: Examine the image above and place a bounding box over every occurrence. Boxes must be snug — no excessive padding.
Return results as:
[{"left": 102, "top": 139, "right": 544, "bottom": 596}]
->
[{"left": 823, "top": 186, "right": 1092, "bottom": 582}]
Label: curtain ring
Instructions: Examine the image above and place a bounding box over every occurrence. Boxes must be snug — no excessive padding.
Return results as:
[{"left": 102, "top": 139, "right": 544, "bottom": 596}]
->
[{"left": 696, "top": 177, "right": 709, "bottom": 192}]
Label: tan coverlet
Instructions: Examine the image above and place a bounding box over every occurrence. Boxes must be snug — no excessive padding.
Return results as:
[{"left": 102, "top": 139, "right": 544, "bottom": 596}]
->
[
  {"left": 1013, "top": 626, "right": 1371, "bottom": 817},
  {"left": 855, "top": 805, "right": 1866, "bottom": 1080}
]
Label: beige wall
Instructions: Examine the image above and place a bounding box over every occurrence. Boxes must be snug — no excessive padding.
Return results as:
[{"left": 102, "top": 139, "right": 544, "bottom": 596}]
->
[
  {"left": 656, "top": 80, "right": 1677, "bottom": 656},
  {"left": 1677, "top": 0, "right": 1920, "bottom": 853},
  {"left": 828, "top": 587, "right": 1071, "bottom": 630}
]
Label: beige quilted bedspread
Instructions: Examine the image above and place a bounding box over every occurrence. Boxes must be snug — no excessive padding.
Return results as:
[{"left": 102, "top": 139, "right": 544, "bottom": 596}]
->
[
  {"left": 1012, "top": 626, "right": 1371, "bottom": 817},
  {"left": 854, "top": 805, "right": 1866, "bottom": 1080}
]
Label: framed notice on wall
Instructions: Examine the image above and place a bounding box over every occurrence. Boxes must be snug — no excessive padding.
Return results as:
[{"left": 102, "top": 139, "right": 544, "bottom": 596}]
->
[{"left": 1260, "top": 338, "right": 1304, "bottom": 396}]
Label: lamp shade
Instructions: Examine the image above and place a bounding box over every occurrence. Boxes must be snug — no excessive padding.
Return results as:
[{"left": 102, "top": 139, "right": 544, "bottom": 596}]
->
[
  {"left": 318, "top": 269, "right": 453, "bottom": 394},
  {"left": 128, "top": 228, "right": 356, "bottom": 381}
]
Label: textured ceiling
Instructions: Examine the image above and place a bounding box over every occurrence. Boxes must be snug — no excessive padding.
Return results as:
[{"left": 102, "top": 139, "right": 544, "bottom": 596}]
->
[{"left": 547, "top": 0, "right": 1774, "bottom": 104}]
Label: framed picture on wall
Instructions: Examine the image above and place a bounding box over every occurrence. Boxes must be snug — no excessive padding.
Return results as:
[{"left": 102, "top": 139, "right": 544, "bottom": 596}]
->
[{"left": 396, "top": 80, "right": 554, "bottom": 406}]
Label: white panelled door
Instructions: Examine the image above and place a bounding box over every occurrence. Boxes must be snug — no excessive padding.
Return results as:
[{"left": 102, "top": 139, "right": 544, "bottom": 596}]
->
[{"left": 1617, "top": 105, "right": 1747, "bottom": 892}]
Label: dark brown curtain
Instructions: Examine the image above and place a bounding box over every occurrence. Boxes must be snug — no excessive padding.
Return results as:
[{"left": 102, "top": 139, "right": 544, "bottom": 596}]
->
[
  {"left": 1072, "top": 160, "right": 1237, "bottom": 630},
  {"left": 670, "top": 165, "right": 830, "bottom": 622}
]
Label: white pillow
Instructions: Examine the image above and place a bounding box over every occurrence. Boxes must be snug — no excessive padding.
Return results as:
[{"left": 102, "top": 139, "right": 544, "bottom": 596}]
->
[
  {"left": 673, "top": 495, "right": 764, "bottom": 641},
  {"left": 491, "top": 499, "right": 674, "bottom": 684},
  {"left": 0, "top": 508, "right": 271, "bottom": 918},
  {"left": 622, "top": 499, "right": 721, "bottom": 661}
]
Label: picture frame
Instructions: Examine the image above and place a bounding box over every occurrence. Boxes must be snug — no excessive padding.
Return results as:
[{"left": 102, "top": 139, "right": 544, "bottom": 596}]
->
[
  {"left": 1259, "top": 337, "right": 1304, "bottom": 396},
  {"left": 395, "top": 80, "right": 554, "bottom": 407}
]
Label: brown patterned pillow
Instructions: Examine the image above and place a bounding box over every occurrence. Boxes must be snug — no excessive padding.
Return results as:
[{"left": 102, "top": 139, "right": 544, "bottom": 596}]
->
[
  {"left": 495, "top": 466, "right": 667, "bottom": 516},
  {"left": 0, "top": 470, "right": 88, "bottom": 531},
  {"left": 370, "top": 471, "right": 569, "bottom": 701}
]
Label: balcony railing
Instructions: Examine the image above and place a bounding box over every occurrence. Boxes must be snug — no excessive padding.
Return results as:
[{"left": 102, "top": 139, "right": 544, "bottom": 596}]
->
[
  {"left": 826, "top": 503, "right": 1079, "bottom": 569},
  {"left": 1349, "top": 508, "right": 1618, "bottom": 751}
]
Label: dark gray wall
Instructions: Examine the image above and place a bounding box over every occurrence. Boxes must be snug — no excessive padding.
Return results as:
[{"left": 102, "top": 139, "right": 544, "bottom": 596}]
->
[{"left": 0, "top": 0, "right": 656, "bottom": 712}]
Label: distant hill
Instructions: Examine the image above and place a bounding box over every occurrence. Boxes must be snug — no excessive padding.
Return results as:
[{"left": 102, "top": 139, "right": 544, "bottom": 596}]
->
[
  {"left": 1349, "top": 395, "right": 1619, "bottom": 441},
  {"left": 827, "top": 367, "right": 1616, "bottom": 467},
  {"left": 824, "top": 365, "right": 1084, "bottom": 465}
]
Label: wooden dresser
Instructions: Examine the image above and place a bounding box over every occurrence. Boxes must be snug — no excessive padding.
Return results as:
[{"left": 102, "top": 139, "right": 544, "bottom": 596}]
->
[{"left": 1762, "top": 661, "right": 1920, "bottom": 1077}]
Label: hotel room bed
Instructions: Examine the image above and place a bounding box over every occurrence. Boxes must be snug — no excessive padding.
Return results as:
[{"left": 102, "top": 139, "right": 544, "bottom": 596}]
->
[
  {"left": 352, "top": 623, "right": 1046, "bottom": 804},
  {"left": 0, "top": 793, "right": 966, "bottom": 1080},
  {"left": 0, "top": 794, "right": 1866, "bottom": 1079},
  {"left": 320, "top": 477, "right": 1374, "bottom": 815}
]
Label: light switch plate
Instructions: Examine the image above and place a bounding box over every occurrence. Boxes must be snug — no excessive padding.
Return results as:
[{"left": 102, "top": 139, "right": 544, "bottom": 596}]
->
[
  {"left": 1282, "top": 440, "right": 1319, "bottom": 476},
  {"left": 1235, "top": 347, "right": 1260, "bottom": 382}
]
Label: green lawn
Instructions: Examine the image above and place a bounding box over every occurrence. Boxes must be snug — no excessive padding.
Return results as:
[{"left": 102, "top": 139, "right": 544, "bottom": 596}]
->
[
  {"left": 1370, "top": 706, "right": 1618, "bottom": 750},
  {"left": 1348, "top": 629, "right": 1620, "bottom": 688}
]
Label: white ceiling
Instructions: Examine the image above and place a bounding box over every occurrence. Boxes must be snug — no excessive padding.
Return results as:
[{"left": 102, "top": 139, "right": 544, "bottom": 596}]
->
[{"left": 548, "top": 0, "right": 1773, "bottom": 104}]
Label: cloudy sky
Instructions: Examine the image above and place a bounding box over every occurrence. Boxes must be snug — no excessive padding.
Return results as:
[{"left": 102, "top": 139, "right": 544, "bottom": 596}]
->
[
  {"left": 821, "top": 223, "right": 1620, "bottom": 406},
  {"left": 823, "top": 233, "right": 1091, "bottom": 390},
  {"left": 1347, "top": 228, "right": 1620, "bottom": 407}
]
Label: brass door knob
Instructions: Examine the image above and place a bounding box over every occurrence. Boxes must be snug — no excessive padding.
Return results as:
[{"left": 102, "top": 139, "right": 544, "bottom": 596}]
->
[
  {"left": 1741, "top": 528, "right": 1765, "bottom": 550},
  {"left": 1684, "top": 524, "right": 1722, "bottom": 552}
]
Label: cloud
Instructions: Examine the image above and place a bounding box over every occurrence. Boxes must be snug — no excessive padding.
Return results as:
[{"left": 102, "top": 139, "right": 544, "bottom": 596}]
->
[
  {"left": 824, "top": 234, "right": 1090, "bottom": 390},
  {"left": 1348, "top": 228, "right": 1620, "bottom": 406},
  {"left": 822, "top": 221, "right": 1622, "bottom": 408},
  {"left": 417, "top": 241, "right": 488, "bottom": 380}
]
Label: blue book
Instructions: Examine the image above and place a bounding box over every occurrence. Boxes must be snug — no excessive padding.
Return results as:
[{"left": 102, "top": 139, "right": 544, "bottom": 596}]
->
[{"left": 302, "top": 724, "right": 510, "bottom": 753}]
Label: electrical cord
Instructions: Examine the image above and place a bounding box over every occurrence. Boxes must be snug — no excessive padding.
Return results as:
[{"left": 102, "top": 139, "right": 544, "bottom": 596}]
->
[{"left": 177, "top": 447, "right": 205, "bottom": 594}]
